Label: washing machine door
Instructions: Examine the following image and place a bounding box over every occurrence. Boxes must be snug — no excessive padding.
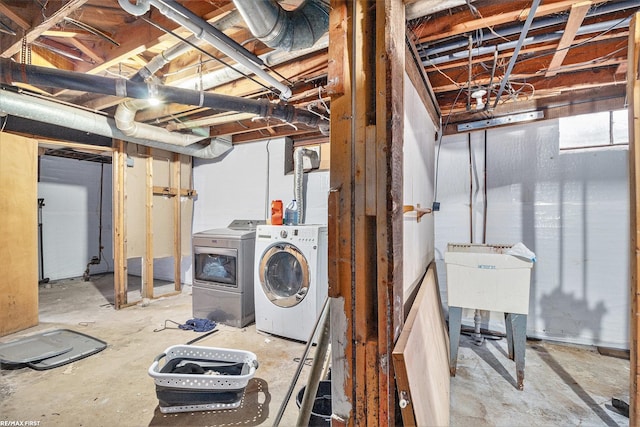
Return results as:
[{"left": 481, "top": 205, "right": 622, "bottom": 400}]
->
[{"left": 259, "top": 243, "right": 310, "bottom": 308}]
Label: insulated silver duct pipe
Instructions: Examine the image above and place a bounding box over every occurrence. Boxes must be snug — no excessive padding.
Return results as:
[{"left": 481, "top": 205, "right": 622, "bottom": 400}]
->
[
  {"left": 294, "top": 147, "right": 305, "bottom": 224},
  {"left": 118, "top": 0, "right": 292, "bottom": 99},
  {"left": 114, "top": 4, "right": 329, "bottom": 142},
  {"left": 114, "top": 11, "right": 244, "bottom": 148},
  {"left": 0, "top": 89, "right": 231, "bottom": 159},
  {"left": 0, "top": 59, "right": 328, "bottom": 133},
  {"left": 233, "top": 0, "right": 329, "bottom": 52},
  {"left": 114, "top": 99, "right": 207, "bottom": 146}
]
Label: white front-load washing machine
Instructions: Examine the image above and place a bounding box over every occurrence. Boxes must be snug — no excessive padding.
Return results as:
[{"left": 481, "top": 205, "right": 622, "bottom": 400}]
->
[{"left": 254, "top": 224, "right": 328, "bottom": 342}]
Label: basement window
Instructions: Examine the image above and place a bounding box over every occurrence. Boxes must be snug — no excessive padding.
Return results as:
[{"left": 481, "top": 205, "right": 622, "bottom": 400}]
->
[{"left": 559, "top": 109, "right": 629, "bottom": 151}]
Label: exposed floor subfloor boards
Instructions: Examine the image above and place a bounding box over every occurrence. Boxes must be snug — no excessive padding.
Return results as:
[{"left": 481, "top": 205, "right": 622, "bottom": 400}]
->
[{"left": 0, "top": 274, "right": 631, "bottom": 426}]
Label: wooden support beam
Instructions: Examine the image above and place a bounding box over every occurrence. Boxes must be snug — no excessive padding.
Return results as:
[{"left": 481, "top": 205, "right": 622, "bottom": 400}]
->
[
  {"left": 143, "top": 147, "right": 153, "bottom": 299},
  {"left": 375, "top": 0, "right": 405, "bottom": 423},
  {"left": 628, "top": 11, "right": 640, "bottom": 426},
  {"left": 405, "top": 31, "right": 441, "bottom": 125},
  {"left": 113, "top": 140, "right": 127, "bottom": 309},
  {"left": 328, "top": 1, "right": 354, "bottom": 424},
  {"left": 0, "top": 0, "right": 90, "bottom": 60},
  {"left": 172, "top": 153, "right": 181, "bottom": 292},
  {"left": 414, "top": 0, "right": 605, "bottom": 44},
  {"left": 0, "top": 1, "right": 31, "bottom": 30},
  {"left": 328, "top": 1, "right": 404, "bottom": 425},
  {"left": 152, "top": 186, "right": 197, "bottom": 198},
  {"left": 546, "top": 1, "right": 592, "bottom": 77}
]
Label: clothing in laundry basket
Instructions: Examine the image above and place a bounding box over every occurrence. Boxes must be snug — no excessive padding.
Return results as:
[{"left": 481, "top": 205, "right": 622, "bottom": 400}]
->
[{"left": 178, "top": 318, "right": 217, "bottom": 332}]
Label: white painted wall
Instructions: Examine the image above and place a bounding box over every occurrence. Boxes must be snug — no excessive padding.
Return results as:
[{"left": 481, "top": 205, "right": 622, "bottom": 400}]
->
[
  {"left": 403, "top": 72, "right": 437, "bottom": 299},
  {"left": 185, "top": 137, "right": 330, "bottom": 283},
  {"left": 435, "top": 119, "right": 629, "bottom": 349},
  {"left": 38, "top": 156, "right": 113, "bottom": 281}
]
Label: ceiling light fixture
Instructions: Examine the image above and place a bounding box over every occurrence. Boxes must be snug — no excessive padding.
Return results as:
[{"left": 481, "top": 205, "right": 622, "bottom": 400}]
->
[{"left": 471, "top": 89, "right": 487, "bottom": 110}]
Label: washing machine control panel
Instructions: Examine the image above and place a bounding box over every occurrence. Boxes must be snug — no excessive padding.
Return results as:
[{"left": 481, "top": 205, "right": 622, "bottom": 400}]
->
[{"left": 280, "top": 230, "right": 288, "bottom": 239}]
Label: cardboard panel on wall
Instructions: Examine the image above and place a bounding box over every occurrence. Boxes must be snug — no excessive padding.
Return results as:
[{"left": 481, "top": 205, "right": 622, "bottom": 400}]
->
[
  {"left": 125, "top": 144, "right": 147, "bottom": 258},
  {"left": 152, "top": 195, "right": 174, "bottom": 258},
  {"left": 180, "top": 154, "right": 192, "bottom": 256},
  {"left": 0, "top": 133, "right": 38, "bottom": 336}
]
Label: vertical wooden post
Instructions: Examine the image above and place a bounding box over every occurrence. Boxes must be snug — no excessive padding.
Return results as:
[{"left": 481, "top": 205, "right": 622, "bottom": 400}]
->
[
  {"left": 375, "top": 1, "right": 405, "bottom": 424},
  {"left": 143, "top": 147, "right": 154, "bottom": 299},
  {"left": 173, "top": 153, "right": 182, "bottom": 291},
  {"left": 328, "top": 1, "right": 354, "bottom": 423},
  {"left": 112, "top": 140, "right": 127, "bottom": 309},
  {"left": 629, "top": 12, "right": 640, "bottom": 426},
  {"left": 328, "top": 0, "right": 404, "bottom": 424}
]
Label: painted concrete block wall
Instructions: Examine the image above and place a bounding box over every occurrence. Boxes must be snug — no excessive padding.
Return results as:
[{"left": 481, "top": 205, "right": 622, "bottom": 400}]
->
[
  {"left": 435, "top": 119, "right": 629, "bottom": 349},
  {"left": 403, "top": 72, "right": 436, "bottom": 299},
  {"left": 38, "top": 156, "right": 113, "bottom": 281}
]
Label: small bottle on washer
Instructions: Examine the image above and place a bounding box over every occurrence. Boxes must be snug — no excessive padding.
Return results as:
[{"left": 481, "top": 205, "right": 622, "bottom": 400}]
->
[
  {"left": 284, "top": 199, "right": 299, "bottom": 225},
  {"left": 271, "top": 200, "right": 283, "bottom": 225}
]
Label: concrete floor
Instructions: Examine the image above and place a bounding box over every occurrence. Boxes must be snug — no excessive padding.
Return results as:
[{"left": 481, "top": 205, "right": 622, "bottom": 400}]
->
[{"left": 0, "top": 274, "right": 631, "bottom": 426}]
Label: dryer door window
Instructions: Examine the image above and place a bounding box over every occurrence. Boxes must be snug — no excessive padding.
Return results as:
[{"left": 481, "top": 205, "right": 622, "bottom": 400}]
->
[{"left": 259, "top": 243, "right": 310, "bottom": 308}]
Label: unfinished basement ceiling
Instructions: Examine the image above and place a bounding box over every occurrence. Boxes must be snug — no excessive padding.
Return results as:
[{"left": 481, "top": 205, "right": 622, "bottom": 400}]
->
[
  {"left": 408, "top": 0, "right": 639, "bottom": 132},
  {"left": 0, "top": 0, "right": 635, "bottom": 147}
]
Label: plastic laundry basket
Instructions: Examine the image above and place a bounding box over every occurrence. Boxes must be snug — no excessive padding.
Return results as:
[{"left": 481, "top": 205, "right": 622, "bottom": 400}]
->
[{"left": 148, "top": 344, "right": 258, "bottom": 413}]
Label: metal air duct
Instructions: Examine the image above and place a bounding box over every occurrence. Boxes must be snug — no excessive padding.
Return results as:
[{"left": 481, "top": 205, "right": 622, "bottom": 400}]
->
[
  {"left": 0, "top": 59, "right": 328, "bottom": 133},
  {"left": 233, "top": 0, "right": 329, "bottom": 52},
  {"left": 117, "top": 0, "right": 292, "bottom": 99},
  {"left": 0, "top": 89, "right": 230, "bottom": 159}
]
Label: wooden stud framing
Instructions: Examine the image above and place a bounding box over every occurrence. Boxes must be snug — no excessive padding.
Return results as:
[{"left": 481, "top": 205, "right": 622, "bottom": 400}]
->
[
  {"left": 172, "top": 153, "right": 181, "bottom": 292},
  {"left": 328, "top": 1, "right": 354, "bottom": 424},
  {"left": 113, "top": 140, "right": 127, "bottom": 309},
  {"left": 375, "top": 1, "right": 405, "bottom": 424},
  {"left": 329, "top": 1, "right": 404, "bottom": 424},
  {"left": 405, "top": 32, "right": 441, "bottom": 125},
  {"left": 143, "top": 147, "right": 153, "bottom": 299},
  {"left": 629, "top": 12, "right": 640, "bottom": 426}
]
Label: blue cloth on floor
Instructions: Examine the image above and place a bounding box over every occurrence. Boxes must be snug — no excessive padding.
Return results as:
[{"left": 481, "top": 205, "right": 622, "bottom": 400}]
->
[{"left": 178, "top": 318, "right": 217, "bottom": 332}]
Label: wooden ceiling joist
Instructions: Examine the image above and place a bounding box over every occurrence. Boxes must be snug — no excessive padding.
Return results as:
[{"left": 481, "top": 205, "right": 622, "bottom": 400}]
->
[
  {"left": 0, "top": 0, "right": 90, "bottom": 60},
  {"left": 413, "top": 0, "right": 607, "bottom": 44},
  {"left": 0, "top": 1, "right": 29, "bottom": 31},
  {"left": 545, "top": 1, "right": 593, "bottom": 77}
]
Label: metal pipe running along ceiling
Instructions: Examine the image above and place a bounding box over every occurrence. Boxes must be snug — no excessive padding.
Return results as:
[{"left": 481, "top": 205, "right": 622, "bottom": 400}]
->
[
  {"left": 0, "top": 88, "right": 230, "bottom": 158},
  {"left": 118, "top": 0, "right": 292, "bottom": 100},
  {"left": 0, "top": 59, "right": 329, "bottom": 134}
]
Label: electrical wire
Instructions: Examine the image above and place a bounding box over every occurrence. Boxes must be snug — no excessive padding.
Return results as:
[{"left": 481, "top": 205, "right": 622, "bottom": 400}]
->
[{"left": 141, "top": 17, "right": 279, "bottom": 98}]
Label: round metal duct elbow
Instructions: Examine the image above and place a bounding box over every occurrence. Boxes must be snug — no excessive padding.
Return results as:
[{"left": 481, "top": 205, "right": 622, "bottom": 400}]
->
[
  {"left": 233, "top": 0, "right": 329, "bottom": 52},
  {"left": 117, "top": 0, "right": 150, "bottom": 16}
]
